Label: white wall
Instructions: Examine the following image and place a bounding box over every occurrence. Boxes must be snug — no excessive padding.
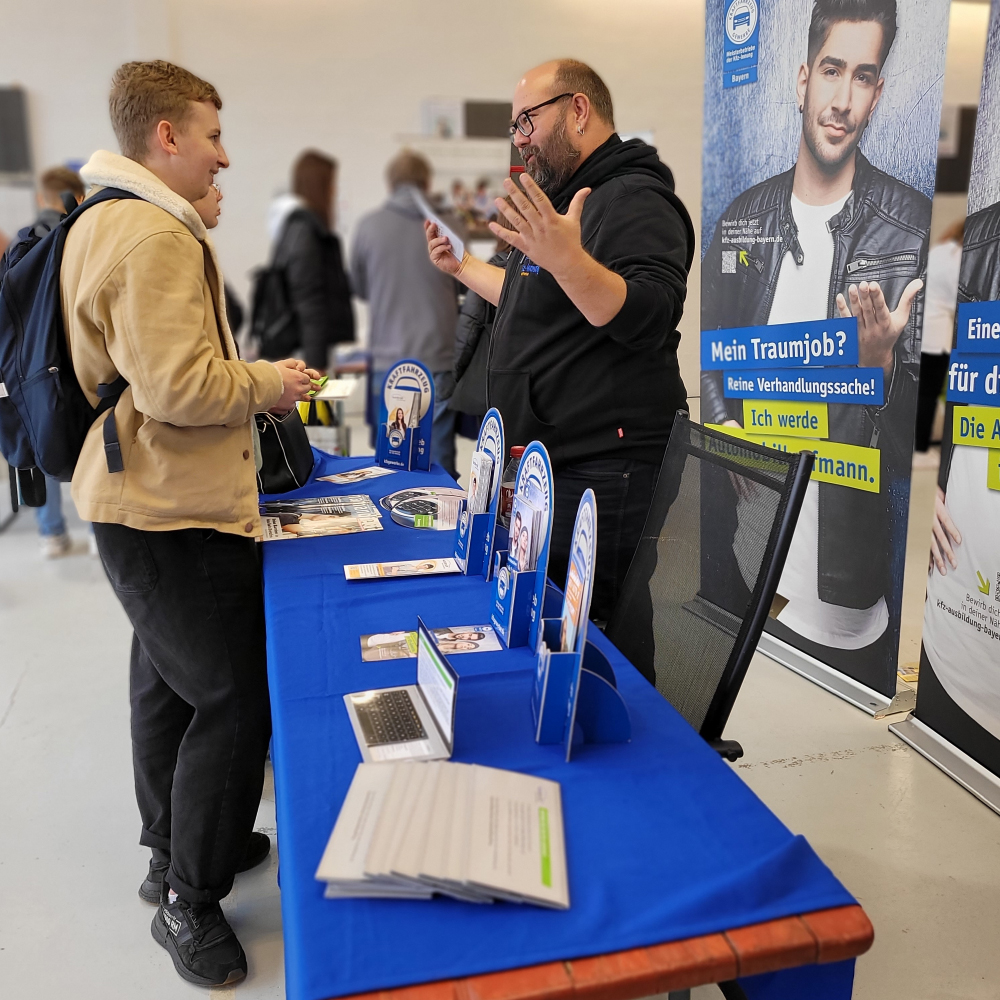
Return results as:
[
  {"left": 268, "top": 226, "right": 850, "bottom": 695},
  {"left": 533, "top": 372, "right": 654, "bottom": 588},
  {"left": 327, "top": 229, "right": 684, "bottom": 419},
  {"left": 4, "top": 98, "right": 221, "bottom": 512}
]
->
[
  {"left": 0, "top": 0, "right": 708, "bottom": 383},
  {"left": 0, "top": 0, "right": 992, "bottom": 392}
]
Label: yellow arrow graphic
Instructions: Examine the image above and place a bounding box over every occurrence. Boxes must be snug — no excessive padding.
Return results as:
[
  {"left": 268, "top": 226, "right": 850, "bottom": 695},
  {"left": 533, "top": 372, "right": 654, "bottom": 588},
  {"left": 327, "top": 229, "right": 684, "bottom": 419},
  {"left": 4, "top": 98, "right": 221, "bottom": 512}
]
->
[
  {"left": 977, "top": 570, "right": 990, "bottom": 596},
  {"left": 739, "top": 249, "right": 749, "bottom": 266}
]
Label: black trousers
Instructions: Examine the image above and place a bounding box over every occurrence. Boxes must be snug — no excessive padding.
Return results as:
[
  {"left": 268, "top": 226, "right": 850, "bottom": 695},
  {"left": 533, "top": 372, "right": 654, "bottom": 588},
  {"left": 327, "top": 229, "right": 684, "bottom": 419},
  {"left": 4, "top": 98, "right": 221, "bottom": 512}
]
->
[
  {"left": 915, "top": 352, "right": 949, "bottom": 452},
  {"left": 549, "top": 458, "right": 661, "bottom": 625},
  {"left": 93, "top": 523, "right": 271, "bottom": 903}
]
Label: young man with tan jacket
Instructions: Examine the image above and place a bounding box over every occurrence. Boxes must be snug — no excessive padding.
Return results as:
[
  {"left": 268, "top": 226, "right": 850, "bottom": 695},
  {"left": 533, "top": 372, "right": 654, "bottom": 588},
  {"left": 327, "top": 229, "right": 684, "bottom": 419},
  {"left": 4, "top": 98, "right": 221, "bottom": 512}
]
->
[{"left": 63, "top": 61, "right": 316, "bottom": 986}]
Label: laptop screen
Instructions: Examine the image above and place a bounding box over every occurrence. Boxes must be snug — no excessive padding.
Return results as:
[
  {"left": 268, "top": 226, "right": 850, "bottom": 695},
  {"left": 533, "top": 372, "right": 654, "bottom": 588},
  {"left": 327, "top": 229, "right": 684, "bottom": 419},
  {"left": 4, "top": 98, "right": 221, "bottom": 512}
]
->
[{"left": 416, "top": 619, "right": 458, "bottom": 749}]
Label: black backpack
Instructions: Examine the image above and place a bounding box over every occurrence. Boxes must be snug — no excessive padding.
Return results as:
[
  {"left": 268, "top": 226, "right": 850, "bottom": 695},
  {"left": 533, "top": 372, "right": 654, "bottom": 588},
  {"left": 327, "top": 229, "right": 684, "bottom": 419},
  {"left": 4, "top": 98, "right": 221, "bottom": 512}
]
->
[
  {"left": 0, "top": 187, "right": 140, "bottom": 508},
  {"left": 249, "top": 218, "right": 300, "bottom": 359}
]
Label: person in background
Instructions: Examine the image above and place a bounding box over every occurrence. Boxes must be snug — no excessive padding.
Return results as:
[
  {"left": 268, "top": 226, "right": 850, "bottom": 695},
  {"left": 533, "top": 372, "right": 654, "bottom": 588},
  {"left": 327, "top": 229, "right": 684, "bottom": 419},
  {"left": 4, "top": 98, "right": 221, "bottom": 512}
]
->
[
  {"left": 473, "top": 179, "right": 493, "bottom": 220},
  {"left": 426, "top": 60, "right": 693, "bottom": 621},
  {"left": 31, "top": 166, "right": 86, "bottom": 558},
  {"left": 66, "top": 60, "right": 316, "bottom": 986},
  {"left": 352, "top": 150, "right": 460, "bottom": 476},
  {"left": 915, "top": 218, "right": 964, "bottom": 454},
  {"left": 263, "top": 150, "right": 354, "bottom": 372}
]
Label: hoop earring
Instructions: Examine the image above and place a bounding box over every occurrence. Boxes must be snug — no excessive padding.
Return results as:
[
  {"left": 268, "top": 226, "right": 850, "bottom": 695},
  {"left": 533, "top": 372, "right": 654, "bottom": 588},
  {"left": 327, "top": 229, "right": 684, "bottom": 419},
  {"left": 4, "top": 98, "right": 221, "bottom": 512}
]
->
[{"left": 577, "top": 125, "right": 585, "bottom": 135}]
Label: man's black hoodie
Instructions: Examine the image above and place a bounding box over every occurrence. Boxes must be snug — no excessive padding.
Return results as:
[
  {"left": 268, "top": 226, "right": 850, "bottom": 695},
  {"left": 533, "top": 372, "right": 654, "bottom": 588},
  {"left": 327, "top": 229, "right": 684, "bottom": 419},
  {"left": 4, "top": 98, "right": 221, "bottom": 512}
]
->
[{"left": 487, "top": 134, "right": 695, "bottom": 469}]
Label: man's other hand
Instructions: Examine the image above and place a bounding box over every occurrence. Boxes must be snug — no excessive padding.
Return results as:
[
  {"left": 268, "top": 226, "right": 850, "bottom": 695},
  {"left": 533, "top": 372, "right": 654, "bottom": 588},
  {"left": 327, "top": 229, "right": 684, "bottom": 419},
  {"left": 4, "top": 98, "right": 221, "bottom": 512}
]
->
[
  {"left": 490, "top": 174, "right": 591, "bottom": 281},
  {"left": 930, "top": 485, "right": 962, "bottom": 576},
  {"left": 425, "top": 220, "right": 466, "bottom": 277},
  {"left": 836, "top": 278, "right": 923, "bottom": 377},
  {"left": 271, "top": 358, "right": 318, "bottom": 413}
]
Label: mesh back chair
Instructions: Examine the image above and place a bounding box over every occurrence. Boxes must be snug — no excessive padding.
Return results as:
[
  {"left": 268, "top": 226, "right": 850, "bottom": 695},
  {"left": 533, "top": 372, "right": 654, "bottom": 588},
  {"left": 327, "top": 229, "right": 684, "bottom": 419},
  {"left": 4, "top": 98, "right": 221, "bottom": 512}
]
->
[{"left": 606, "top": 413, "right": 813, "bottom": 761}]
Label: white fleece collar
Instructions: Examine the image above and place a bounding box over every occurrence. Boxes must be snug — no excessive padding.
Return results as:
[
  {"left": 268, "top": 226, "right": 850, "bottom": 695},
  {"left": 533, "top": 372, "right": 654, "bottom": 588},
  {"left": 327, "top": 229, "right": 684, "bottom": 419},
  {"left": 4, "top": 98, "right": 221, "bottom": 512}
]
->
[
  {"left": 80, "top": 150, "right": 208, "bottom": 240},
  {"left": 79, "top": 150, "right": 238, "bottom": 359}
]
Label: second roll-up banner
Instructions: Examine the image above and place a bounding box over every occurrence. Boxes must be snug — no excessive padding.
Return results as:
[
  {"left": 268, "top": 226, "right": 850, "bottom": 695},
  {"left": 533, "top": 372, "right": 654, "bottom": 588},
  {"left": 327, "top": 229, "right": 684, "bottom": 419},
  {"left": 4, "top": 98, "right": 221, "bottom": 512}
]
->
[
  {"left": 890, "top": 0, "right": 1000, "bottom": 813},
  {"left": 700, "top": 0, "right": 951, "bottom": 705}
]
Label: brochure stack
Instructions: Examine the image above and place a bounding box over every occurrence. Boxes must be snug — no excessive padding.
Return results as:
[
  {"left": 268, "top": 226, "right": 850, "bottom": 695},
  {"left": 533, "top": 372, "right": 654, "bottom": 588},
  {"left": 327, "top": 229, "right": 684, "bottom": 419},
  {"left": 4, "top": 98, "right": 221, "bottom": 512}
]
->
[
  {"left": 489, "top": 441, "right": 554, "bottom": 648},
  {"left": 454, "top": 409, "right": 507, "bottom": 576},
  {"left": 315, "top": 760, "right": 569, "bottom": 909}
]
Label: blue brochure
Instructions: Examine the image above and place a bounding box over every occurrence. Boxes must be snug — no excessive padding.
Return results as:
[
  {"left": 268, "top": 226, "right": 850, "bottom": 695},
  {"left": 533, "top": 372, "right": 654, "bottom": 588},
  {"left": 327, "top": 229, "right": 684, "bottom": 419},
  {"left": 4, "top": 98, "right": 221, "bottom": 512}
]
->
[{"left": 375, "top": 361, "right": 434, "bottom": 471}]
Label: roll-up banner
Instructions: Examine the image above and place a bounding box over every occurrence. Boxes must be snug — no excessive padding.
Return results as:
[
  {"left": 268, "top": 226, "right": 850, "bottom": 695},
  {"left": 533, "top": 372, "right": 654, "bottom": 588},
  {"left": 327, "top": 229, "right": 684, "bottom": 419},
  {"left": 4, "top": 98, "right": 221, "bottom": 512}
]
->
[
  {"left": 701, "top": 0, "right": 951, "bottom": 708},
  {"left": 890, "top": 0, "right": 1000, "bottom": 814}
]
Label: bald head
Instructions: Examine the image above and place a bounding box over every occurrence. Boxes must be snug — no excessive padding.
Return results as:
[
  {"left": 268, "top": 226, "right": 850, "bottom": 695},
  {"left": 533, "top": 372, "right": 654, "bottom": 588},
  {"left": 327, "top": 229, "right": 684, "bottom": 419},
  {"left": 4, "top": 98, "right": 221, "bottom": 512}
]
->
[{"left": 511, "top": 60, "right": 616, "bottom": 191}]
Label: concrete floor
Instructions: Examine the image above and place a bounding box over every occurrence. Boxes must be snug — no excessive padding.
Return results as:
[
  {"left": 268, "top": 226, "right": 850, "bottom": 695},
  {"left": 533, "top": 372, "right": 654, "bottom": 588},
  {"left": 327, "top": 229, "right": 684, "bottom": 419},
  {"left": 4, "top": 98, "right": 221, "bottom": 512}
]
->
[{"left": 2, "top": 444, "right": 998, "bottom": 999}]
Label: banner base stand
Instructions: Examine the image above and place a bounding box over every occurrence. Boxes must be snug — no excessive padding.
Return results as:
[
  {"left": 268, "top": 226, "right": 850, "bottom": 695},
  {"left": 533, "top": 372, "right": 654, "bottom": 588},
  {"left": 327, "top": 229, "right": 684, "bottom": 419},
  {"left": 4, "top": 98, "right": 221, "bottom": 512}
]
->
[
  {"left": 756, "top": 632, "right": 891, "bottom": 716},
  {"left": 888, "top": 714, "right": 1000, "bottom": 817}
]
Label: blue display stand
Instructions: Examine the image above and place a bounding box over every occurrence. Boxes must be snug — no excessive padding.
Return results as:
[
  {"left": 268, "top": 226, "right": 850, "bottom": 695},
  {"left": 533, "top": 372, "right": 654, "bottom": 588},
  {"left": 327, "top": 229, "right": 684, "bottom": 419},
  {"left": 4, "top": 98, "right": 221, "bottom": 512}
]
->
[
  {"left": 454, "top": 409, "right": 506, "bottom": 576},
  {"left": 374, "top": 360, "right": 434, "bottom": 471},
  {"left": 530, "top": 490, "right": 630, "bottom": 760},
  {"left": 489, "top": 441, "right": 553, "bottom": 649}
]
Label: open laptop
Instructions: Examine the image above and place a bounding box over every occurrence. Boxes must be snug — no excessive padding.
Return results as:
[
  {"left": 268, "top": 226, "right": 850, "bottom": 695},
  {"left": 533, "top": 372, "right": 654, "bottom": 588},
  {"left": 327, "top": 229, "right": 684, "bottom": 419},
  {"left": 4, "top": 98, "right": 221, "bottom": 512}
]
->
[{"left": 344, "top": 618, "right": 458, "bottom": 763}]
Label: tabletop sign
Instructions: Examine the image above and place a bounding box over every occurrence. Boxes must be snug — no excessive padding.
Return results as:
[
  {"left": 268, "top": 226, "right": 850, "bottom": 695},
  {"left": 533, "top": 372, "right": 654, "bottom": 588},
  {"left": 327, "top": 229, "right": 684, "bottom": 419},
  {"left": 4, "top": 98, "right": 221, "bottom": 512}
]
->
[
  {"left": 375, "top": 360, "right": 434, "bottom": 472},
  {"left": 531, "top": 490, "right": 631, "bottom": 761},
  {"left": 490, "top": 441, "right": 553, "bottom": 649},
  {"left": 454, "top": 409, "right": 505, "bottom": 575}
]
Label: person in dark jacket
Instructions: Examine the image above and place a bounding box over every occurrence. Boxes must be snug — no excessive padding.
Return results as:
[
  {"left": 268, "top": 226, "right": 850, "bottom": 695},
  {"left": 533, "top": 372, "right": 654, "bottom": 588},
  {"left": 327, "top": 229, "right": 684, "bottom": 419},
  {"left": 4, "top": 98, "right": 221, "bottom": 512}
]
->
[
  {"left": 427, "top": 59, "right": 694, "bottom": 621},
  {"left": 700, "top": 0, "right": 928, "bottom": 694},
  {"left": 440, "top": 246, "right": 511, "bottom": 438},
  {"left": 266, "top": 150, "right": 354, "bottom": 371}
]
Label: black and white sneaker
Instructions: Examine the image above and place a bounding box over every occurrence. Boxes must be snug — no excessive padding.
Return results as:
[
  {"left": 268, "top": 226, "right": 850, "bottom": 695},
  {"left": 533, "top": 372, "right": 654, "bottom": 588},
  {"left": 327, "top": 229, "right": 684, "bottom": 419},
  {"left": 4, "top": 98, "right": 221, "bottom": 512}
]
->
[
  {"left": 139, "top": 832, "right": 272, "bottom": 903},
  {"left": 152, "top": 881, "right": 247, "bottom": 986}
]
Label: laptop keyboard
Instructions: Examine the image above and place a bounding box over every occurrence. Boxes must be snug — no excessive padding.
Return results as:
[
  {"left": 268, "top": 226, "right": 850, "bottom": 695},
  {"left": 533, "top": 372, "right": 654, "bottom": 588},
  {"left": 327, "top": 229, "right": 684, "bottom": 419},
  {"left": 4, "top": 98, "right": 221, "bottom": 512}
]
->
[{"left": 353, "top": 689, "right": 427, "bottom": 746}]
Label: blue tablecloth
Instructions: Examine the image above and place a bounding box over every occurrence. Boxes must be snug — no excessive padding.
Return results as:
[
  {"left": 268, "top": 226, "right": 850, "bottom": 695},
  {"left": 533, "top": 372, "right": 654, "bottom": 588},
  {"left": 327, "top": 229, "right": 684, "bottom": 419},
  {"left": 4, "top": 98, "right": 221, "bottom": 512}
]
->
[{"left": 263, "top": 453, "right": 858, "bottom": 1000}]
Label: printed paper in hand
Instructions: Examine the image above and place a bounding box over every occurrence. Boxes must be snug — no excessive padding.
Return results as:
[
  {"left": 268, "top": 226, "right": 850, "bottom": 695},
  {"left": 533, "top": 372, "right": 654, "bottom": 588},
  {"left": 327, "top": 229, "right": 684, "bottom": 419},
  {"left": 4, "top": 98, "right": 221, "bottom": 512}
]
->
[
  {"left": 344, "top": 558, "right": 461, "bottom": 581},
  {"left": 412, "top": 189, "right": 466, "bottom": 261},
  {"left": 360, "top": 625, "right": 501, "bottom": 662},
  {"left": 318, "top": 465, "right": 397, "bottom": 486}
]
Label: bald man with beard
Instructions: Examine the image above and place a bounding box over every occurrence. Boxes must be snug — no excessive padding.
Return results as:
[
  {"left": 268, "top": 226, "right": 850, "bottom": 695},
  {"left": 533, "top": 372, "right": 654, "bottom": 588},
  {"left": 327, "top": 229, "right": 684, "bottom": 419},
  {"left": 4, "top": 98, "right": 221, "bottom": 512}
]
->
[{"left": 426, "top": 59, "right": 694, "bottom": 628}]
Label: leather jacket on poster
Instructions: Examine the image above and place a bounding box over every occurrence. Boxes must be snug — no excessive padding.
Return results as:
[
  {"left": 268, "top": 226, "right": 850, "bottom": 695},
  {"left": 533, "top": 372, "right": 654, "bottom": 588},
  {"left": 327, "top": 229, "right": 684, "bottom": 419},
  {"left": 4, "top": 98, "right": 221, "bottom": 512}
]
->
[
  {"left": 701, "top": 151, "right": 931, "bottom": 609},
  {"left": 940, "top": 200, "right": 1000, "bottom": 488}
]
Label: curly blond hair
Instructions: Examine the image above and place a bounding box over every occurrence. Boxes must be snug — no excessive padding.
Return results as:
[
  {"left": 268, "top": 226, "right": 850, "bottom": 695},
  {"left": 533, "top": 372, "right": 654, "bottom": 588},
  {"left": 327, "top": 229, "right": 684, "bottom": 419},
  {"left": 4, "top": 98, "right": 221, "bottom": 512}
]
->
[{"left": 109, "top": 60, "right": 221, "bottom": 161}]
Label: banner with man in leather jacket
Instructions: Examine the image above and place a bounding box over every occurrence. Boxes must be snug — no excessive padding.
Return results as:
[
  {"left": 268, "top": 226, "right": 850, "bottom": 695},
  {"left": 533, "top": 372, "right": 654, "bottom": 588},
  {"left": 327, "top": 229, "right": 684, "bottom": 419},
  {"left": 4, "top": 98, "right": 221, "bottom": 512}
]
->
[
  {"left": 909, "top": 0, "right": 1000, "bottom": 781},
  {"left": 700, "top": 0, "right": 950, "bottom": 697}
]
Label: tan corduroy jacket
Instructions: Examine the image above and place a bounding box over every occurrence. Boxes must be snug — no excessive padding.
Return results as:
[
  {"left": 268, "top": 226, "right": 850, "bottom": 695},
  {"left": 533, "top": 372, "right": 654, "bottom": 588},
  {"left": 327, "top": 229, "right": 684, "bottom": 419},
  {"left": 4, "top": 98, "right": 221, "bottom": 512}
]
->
[{"left": 63, "top": 151, "right": 283, "bottom": 537}]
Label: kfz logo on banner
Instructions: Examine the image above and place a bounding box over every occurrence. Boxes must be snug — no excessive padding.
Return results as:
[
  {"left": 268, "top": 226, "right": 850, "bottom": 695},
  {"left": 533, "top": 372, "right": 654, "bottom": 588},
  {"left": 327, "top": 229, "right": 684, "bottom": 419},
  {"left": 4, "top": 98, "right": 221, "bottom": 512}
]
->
[{"left": 724, "top": 0, "right": 760, "bottom": 89}]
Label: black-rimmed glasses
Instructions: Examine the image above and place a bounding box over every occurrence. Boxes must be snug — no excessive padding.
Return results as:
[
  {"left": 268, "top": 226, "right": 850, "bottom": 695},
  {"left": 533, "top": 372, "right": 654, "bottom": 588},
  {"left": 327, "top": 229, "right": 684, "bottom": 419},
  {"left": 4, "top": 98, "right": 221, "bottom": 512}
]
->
[{"left": 509, "top": 93, "right": 574, "bottom": 138}]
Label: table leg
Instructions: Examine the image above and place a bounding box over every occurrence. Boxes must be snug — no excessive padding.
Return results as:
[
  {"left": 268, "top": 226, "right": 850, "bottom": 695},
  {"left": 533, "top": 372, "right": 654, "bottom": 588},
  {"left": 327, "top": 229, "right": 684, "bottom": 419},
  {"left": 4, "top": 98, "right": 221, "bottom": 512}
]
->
[{"left": 667, "top": 991, "right": 691, "bottom": 999}]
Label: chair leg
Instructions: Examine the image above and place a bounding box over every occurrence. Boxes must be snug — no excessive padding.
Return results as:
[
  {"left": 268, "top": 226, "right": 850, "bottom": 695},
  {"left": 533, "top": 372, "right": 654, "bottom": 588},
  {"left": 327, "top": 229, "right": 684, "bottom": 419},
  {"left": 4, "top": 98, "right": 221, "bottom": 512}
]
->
[
  {"left": 667, "top": 991, "right": 690, "bottom": 1000},
  {"left": 709, "top": 738, "right": 744, "bottom": 762},
  {"left": 718, "top": 980, "right": 749, "bottom": 1000}
]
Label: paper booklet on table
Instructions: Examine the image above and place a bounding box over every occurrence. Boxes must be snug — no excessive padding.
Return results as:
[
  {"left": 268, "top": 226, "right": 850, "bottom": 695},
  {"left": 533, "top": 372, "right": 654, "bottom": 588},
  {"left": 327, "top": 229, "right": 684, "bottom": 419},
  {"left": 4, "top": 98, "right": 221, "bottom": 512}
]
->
[
  {"left": 344, "top": 557, "right": 460, "bottom": 581},
  {"left": 318, "top": 465, "right": 397, "bottom": 486},
  {"left": 360, "top": 625, "right": 501, "bottom": 662},
  {"left": 344, "top": 619, "right": 459, "bottom": 763},
  {"left": 316, "top": 760, "right": 569, "bottom": 909},
  {"left": 466, "top": 450, "right": 493, "bottom": 515}
]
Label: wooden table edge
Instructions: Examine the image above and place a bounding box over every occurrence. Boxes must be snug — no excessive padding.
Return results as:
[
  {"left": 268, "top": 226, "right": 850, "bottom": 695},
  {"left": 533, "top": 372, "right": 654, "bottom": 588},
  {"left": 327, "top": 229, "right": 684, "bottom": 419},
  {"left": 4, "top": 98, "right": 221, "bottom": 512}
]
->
[{"left": 330, "top": 904, "right": 873, "bottom": 1000}]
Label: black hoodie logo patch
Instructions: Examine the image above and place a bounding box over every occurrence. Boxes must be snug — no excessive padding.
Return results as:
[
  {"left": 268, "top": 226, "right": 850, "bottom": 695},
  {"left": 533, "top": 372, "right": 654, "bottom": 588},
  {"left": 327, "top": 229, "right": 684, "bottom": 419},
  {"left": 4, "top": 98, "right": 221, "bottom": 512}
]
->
[{"left": 520, "top": 257, "right": 540, "bottom": 276}]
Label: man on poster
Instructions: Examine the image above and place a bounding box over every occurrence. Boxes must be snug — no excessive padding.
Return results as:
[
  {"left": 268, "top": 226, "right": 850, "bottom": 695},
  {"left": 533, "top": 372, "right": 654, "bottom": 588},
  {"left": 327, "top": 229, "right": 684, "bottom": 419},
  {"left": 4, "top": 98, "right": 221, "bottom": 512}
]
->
[
  {"left": 923, "top": 195, "right": 1000, "bottom": 741},
  {"left": 702, "top": 0, "right": 930, "bottom": 689}
]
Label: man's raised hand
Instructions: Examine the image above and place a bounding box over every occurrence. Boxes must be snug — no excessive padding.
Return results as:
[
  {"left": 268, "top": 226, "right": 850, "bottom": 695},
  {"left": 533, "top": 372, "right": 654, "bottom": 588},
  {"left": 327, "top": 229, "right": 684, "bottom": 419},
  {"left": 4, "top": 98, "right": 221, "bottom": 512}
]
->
[
  {"left": 425, "top": 220, "right": 466, "bottom": 278},
  {"left": 835, "top": 278, "right": 923, "bottom": 376},
  {"left": 489, "top": 174, "right": 591, "bottom": 280}
]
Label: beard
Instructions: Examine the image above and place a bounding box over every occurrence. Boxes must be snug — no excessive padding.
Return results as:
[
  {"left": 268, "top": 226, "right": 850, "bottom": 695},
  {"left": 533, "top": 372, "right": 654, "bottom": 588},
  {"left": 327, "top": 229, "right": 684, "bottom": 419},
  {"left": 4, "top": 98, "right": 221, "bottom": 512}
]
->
[
  {"left": 801, "top": 100, "right": 864, "bottom": 175},
  {"left": 521, "top": 116, "right": 581, "bottom": 194}
]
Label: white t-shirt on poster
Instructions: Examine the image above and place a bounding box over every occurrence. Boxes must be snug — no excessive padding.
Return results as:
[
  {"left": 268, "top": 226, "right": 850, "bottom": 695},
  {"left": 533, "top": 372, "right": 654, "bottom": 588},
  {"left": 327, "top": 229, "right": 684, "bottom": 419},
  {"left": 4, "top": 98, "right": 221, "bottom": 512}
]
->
[
  {"left": 752, "top": 193, "right": 889, "bottom": 648},
  {"left": 922, "top": 447, "right": 1000, "bottom": 738}
]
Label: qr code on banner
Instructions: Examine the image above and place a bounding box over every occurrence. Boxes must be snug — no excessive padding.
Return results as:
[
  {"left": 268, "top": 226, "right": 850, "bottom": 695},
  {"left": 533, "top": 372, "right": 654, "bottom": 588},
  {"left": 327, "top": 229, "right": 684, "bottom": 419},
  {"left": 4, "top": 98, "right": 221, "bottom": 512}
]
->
[{"left": 722, "top": 250, "right": 737, "bottom": 274}]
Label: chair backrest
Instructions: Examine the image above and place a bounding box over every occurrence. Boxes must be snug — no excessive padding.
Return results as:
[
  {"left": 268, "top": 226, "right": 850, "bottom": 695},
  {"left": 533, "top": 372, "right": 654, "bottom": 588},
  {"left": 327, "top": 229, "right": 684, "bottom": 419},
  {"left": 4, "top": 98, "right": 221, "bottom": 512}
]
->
[{"left": 606, "top": 413, "right": 813, "bottom": 743}]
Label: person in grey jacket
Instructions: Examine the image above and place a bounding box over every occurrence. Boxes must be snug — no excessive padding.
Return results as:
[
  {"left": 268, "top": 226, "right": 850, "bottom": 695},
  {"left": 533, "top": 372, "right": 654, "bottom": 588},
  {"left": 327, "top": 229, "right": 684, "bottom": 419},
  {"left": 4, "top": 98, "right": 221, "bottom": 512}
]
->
[{"left": 351, "top": 150, "right": 460, "bottom": 476}]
